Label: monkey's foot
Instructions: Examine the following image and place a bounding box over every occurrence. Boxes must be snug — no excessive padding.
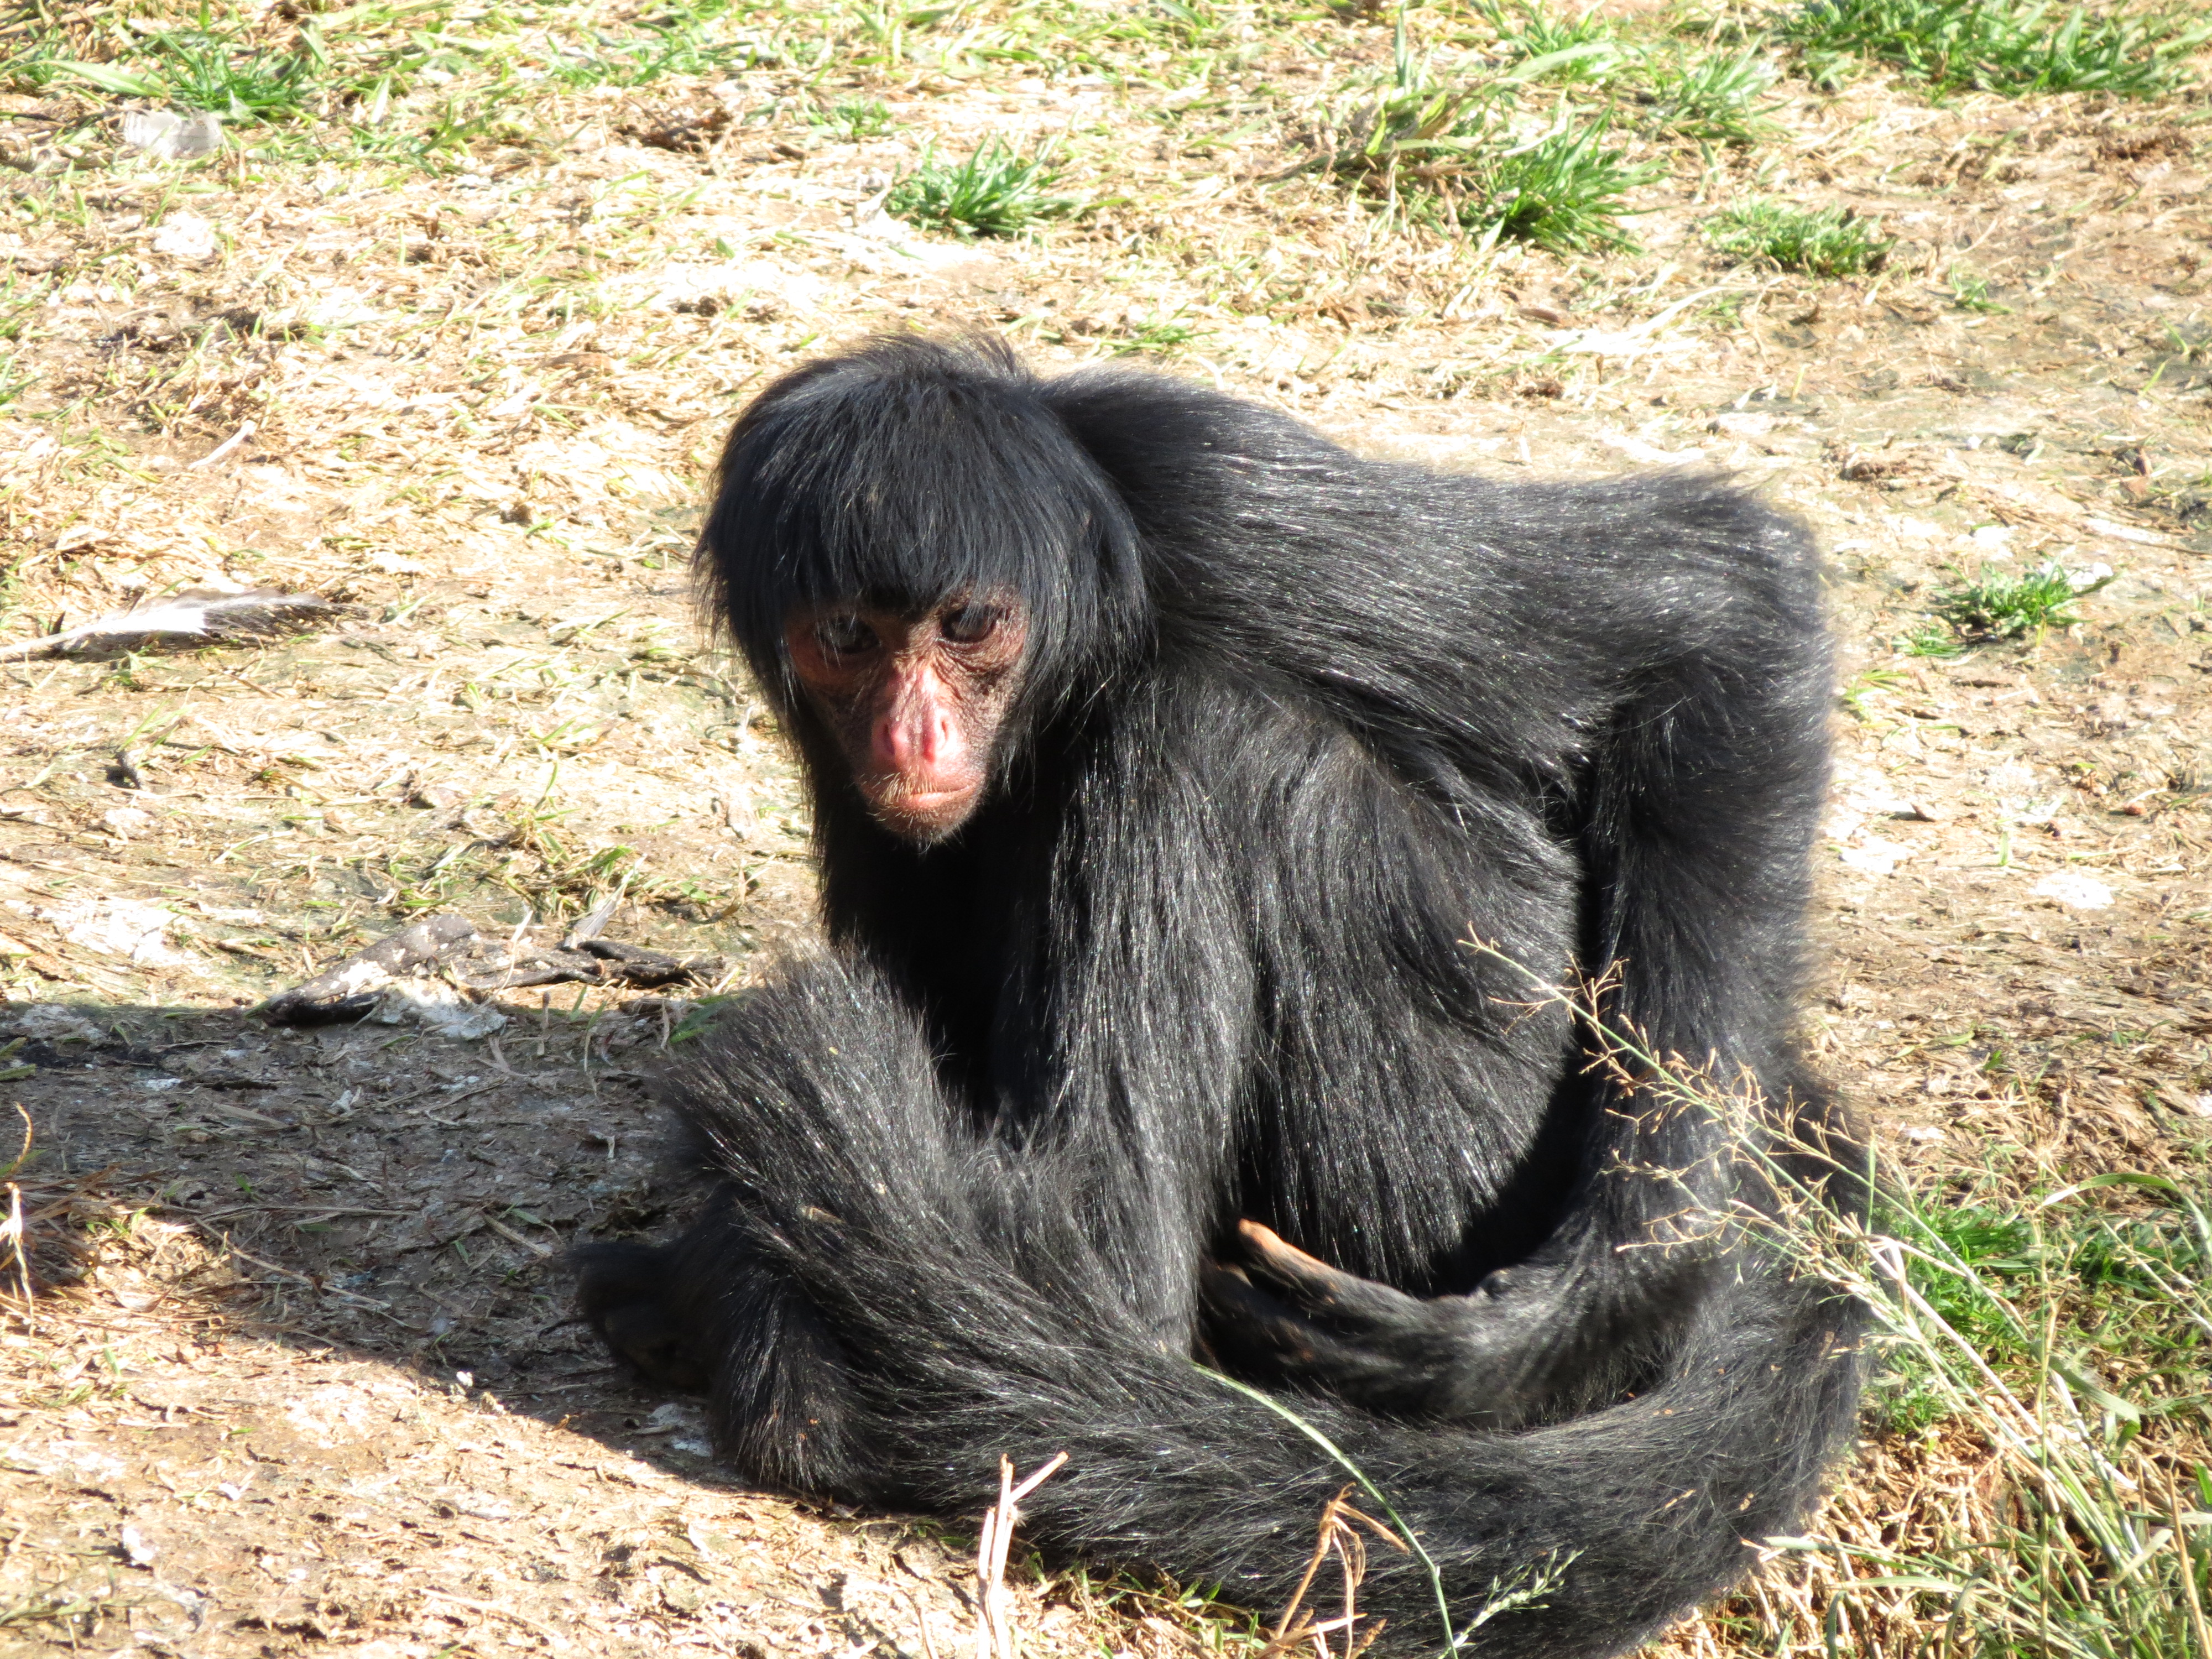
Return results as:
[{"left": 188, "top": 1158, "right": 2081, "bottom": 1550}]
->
[
  {"left": 1202, "top": 1220, "right": 1616, "bottom": 1427},
  {"left": 572, "top": 1241, "right": 711, "bottom": 1391}
]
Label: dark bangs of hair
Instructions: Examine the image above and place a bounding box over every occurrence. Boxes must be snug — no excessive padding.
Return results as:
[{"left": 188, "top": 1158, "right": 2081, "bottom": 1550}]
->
[{"left": 698, "top": 337, "right": 1147, "bottom": 712}]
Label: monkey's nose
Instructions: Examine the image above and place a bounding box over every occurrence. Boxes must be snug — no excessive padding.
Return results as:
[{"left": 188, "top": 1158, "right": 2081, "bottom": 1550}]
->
[{"left": 875, "top": 705, "right": 964, "bottom": 780}]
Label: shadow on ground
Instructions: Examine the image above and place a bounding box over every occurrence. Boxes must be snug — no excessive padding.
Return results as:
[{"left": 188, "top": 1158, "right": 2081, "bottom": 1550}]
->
[{"left": 0, "top": 992, "right": 1161, "bottom": 1659}]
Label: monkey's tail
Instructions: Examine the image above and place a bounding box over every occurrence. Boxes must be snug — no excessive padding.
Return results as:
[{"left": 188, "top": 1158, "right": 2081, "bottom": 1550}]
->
[
  {"left": 667, "top": 977, "right": 1865, "bottom": 1659},
  {"left": 841, "top": 1248, "right": 1852, "bottom": 1659}
]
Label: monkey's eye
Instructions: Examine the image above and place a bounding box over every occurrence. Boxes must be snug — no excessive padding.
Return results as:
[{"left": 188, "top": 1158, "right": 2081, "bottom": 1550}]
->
[
  {"left": 814, "top": 614, "right": 877, "bottom": 656},
  {"left": 941, "top": 603, "right": 1001, "bottom": 645}
]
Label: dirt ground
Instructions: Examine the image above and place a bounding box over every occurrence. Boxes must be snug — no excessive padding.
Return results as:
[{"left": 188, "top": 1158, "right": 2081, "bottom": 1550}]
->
[{"left": 0, "top": 6, "right": 2206, "bottom": 1655}]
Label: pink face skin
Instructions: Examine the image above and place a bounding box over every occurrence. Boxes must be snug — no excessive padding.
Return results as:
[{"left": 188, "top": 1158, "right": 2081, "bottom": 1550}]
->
[{"left": 784, "top": 591, "right": 1029, "bottom": 844}]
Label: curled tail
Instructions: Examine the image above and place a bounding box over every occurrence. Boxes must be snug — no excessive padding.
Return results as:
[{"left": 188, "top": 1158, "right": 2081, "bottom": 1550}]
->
[
  {"left": 601, "top": 967, "right": 1864, "bottom": 1659},
  {"left": 775, "top": 1233, "right": 1855, "bottom": 1657}
]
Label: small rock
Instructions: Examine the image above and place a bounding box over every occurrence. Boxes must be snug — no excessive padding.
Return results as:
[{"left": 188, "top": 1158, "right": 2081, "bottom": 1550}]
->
[
  {"left": 1839, "top": 838, "right": 1913, "bottom": 877},
  {"left": 121, "top": 110, "right": 222, "bottom": 161},
  {"left": 151, "top": 212, "right": 217, "bottom": 261},
  {"left": 2031, "top": 871, "right": 2114, "bottom": 911}
]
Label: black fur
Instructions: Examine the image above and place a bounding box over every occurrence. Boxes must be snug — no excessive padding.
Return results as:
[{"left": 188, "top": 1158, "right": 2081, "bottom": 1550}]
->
[{"left": 577, "top": 337, "right": 1863, "bottom": 1658}]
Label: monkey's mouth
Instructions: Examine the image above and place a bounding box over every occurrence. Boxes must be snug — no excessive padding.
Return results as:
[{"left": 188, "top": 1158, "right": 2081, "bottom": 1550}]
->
[{"left": 863, "top": 777, "right": 984, "bottom": 841}]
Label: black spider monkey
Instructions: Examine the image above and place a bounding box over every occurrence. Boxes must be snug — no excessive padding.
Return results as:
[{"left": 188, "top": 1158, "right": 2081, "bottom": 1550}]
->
[{"left": 577, "top": 335, "right": 1863, "bottom": 1658}]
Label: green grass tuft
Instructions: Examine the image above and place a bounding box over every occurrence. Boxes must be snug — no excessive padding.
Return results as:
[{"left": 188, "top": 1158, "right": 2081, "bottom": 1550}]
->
[
  {"left": 1633, "top": 45, "right": 1779, "bottom": 145},
  {"left": 1104, "top": 314, "right": 1201, "bottom": 356},
  {"left": 1319, "top": 75, "right": 1656, "bottom": 253},
  {"left": 1926, "top": 559, "right": 2115, "bottom": 644},
  {"left": 1776, "top": 0, "right": 2212, "bottom": 96},
  {"left": 1479, "top": 0, "right": 1626, "bottom": 79},
  {"left": 813, "top": 96, "right": 893, "bottom": 140},
  {"left": 54, "top": 28, "right": 318, "bottom": 123},
  {"left": 149, "top": 29, "right": 320, "bottom": 123},
  {"left": 1827, "top": 1170, "right": 2212, "bottom": 1653},
  {"left": 885, "top": 138, "right": 1080, "bottom": 237},
  {"left": 1470, "top": 113, "right": 1656, "bottom": 252},
  {"left": 1702, "top": 197, "right": 1892, "bottom": 275},
  {"left": 547, "top": 15, "right": 760, "bottom": 88},
  {"left": 1947, "top": 264, "right": 2013, "bottom": 313}
]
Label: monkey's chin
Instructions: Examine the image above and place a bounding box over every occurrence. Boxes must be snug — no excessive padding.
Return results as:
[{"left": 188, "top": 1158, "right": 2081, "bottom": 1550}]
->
[{"left": 865, "top": 781, "right": 984, "bottom": 846}]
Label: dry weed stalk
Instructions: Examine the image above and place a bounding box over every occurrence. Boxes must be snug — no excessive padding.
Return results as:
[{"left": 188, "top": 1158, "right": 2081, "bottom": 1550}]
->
[
  {"left": 975, "top": 1451, "right": 1068, "bottom": 1659},
  {"left": 1464, "top": 941, "right": 2212, "bottom": 1657},
  {"left": 1, "top": 1182, "right": 28, "bottom": 1314},
  {"left": 2, "top": 1103, "right": 31, "bottom": 1315},
  {"left": 1261, "top": 1486, "right": 1407, "bottom": 1659}
]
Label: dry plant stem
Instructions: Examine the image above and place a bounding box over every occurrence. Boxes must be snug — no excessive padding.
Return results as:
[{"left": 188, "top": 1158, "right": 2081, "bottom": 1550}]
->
[
  {"left": 975, "top": 1452, "right": 1067, "bottom": 1659},
  {"left": 189, "top": 421, "right": 257, "bottom": 470},
  {"left": 6, "top": 1100, "right": 32, "bottom": 1179},
  {"left": 851, "top": 1575, "right": 945, "bottom": 1659},
  {"left": 1260, "top": 1488, "right": 1398, "bottom": 1659},
  {"left": 2172, "top": 1464, "right": 2212, "bottom": 1657},
  {"left": 1268, "top": 1488, "right": 1348, "bottom": 1652},
  {"left": 1197, "top": 1366, "right": 1447, "bottom": 1646},
  {"left": 2, "top": 1182, "right": 29, "bottom": 1312},
  {"left": 419, "top": 1587, "right": 569, "bottom": 1652}
]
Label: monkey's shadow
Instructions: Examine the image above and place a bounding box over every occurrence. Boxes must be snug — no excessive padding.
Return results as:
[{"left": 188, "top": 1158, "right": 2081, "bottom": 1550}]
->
[{"left": 10, "top": 996, "right": 766, "bottom": 1490}]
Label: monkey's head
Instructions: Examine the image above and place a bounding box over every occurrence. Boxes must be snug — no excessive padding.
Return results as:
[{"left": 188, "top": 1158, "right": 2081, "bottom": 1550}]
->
[{"left": 697, "top": 338, "right": 1145, "bottom": 846}]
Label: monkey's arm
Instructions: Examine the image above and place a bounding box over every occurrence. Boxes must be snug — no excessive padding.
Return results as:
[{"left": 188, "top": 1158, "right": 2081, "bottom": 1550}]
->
[{"left": 1207, "top": 498, "right": 1835, "bottom": 1427}]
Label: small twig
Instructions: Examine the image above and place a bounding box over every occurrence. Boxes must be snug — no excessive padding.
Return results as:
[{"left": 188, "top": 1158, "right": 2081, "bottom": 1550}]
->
[
  {"left": 2, "top": 1182, "right": 30, "bottom": 1313},
  {"left": 1262, "top": 1489, "right": 1399, "bottom": 1659},
  {"left": 2173, "top": 1464, "right": 2212, "bottom": 1657},
  {"left": 482, "top": 1210, "right": 555, "bottom": 1258},
  {"left": 189, "top": 419, "right": 256, "bottom": 468},
  {"left": 419, "top": 1588, "right": 567, "bottom": 1651},
  {"left": 974, "top": 1452, "right": 1067, "bottom": 1659}
]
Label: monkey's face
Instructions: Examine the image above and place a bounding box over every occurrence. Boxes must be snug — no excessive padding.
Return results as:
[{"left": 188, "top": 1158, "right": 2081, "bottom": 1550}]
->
[{"left": 784, "top": 591, "right": 1028, "bottom": 844}]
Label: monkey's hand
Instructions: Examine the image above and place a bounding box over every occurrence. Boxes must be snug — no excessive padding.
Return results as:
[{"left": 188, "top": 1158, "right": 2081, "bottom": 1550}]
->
[
  {"left": 574, "top": 1240, "right": 713, "bottom": 1392},
  {"left": 1201, "top": 1220, "right": 1682, "bottom": 1428}
]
